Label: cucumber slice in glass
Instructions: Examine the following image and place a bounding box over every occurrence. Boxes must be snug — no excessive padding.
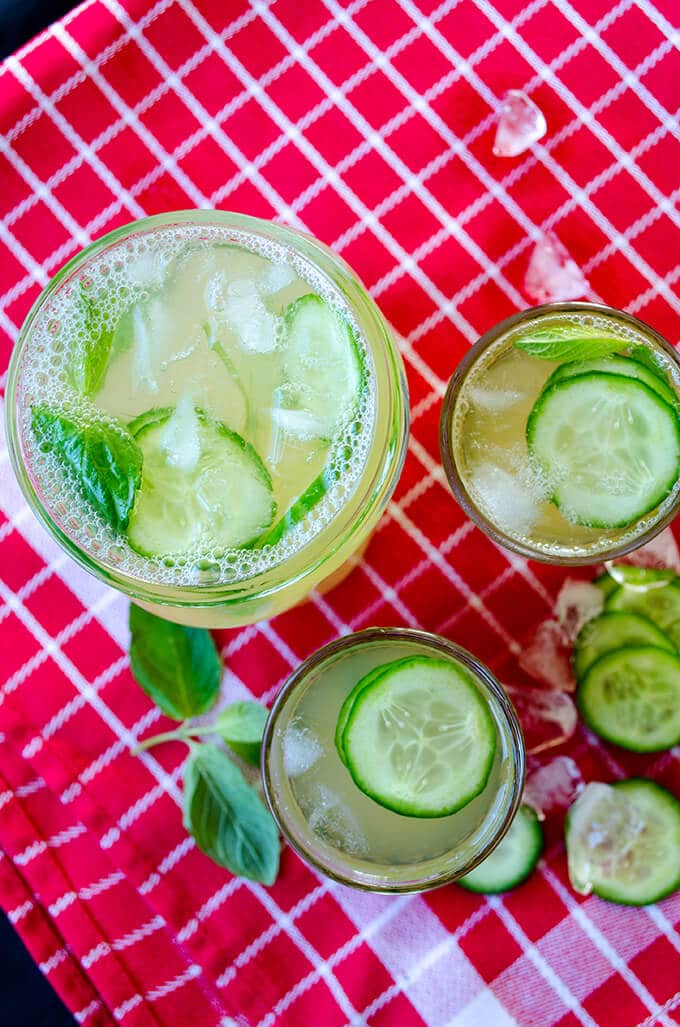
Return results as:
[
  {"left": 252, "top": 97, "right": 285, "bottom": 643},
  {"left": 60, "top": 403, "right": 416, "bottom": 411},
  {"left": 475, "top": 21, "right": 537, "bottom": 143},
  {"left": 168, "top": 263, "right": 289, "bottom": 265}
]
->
[
  {"left": 258, "top": 462, "right": 337, "bottom": 548},
  {"left": 127, "top": 405, "right": 275, "bottom": 557},
  {"left": 577, "top": 645, "right": 680, "bottom": 751},
  {"left": 606, "top": 580, "right": 680, "bottom": 647},
  {"left": 566, "top": 780, "right": 680, "bottom": 906},
  {"left": 527, "top": 373, "right": 680, "bottom": 529},
  {"left": 341, "top": 656, "right": 496, "bottom": 818},
  {"left": 458, "top": 804, "right": 543, "bottom": 894},
  {"left": 280, "top": 294, "right": 364, "bottom": 441},
  {"left": 546, "top": 354, "right": 677, "bottom": 408},
  {"left": 333, "top": 659, "right": 413, "bottom": 768},
  {"left": 573, "top": 610, "right": 675, "bottom": 681}
]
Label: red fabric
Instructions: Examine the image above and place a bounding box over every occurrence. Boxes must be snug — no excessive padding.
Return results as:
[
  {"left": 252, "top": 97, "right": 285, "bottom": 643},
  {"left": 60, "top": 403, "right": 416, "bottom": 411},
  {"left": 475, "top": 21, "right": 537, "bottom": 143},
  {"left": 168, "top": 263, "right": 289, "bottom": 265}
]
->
[{"left": 1, "top": 1, "right": 679, "bottom": 1025}]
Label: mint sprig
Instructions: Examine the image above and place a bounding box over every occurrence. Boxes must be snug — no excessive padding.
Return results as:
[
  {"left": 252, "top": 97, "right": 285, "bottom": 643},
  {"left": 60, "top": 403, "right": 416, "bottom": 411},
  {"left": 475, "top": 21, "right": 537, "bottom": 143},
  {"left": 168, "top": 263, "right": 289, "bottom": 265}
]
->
[
  {"left": 514, "top": 327, "right": 623, "bottom": 362},
  {"left": 68, "top": 283, "right": 115, "bottom": 395}
]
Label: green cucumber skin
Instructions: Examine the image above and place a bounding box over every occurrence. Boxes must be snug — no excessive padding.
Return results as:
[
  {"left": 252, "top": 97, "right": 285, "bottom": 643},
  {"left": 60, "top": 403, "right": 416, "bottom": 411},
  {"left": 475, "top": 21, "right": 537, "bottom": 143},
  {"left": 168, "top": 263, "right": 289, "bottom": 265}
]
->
[
  {"left": 588, "top": 779, "right": 680, "bottom": 907},
  {"left": 545, "top": 354, "right": 677, "bottom": 408},
  {"left": 333, "top": 662, "right": 409, "bottom": 768},
  {"left": 458, "top": 805, "right": 543, "bottom": 895},
  {"left": 605, "top": 580, "right": 680, "bottom": 649},
  {"left": 342, "top": 657, "right": 496, "bottom": 819},
  {"left": 526, "top": 372, "right": 680, "bottom": 530},
  {"left": 572, "top": 610, "right": 676, "bottom": 682},
  {"left": 577, "top": 645, "right": 680, "bottom": 752}
]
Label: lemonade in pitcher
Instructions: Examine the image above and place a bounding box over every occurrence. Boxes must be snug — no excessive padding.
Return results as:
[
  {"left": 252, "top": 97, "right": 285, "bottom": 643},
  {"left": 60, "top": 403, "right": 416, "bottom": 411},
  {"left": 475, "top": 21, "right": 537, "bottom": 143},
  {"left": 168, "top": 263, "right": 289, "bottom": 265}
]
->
[{"left": 6, "top": 213, "right": 408, "bottom": 626}]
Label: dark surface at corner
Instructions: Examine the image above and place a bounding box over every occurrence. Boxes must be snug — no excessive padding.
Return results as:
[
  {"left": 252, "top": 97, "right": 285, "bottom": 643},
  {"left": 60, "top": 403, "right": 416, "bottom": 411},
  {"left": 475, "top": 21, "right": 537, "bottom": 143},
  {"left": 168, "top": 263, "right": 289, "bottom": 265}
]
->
[
  {"left": 0, "top": 910, "right": 77, "bottom": 1027},
  {"left": 1, "top": 0, "right": 79, "bottom": 59}
]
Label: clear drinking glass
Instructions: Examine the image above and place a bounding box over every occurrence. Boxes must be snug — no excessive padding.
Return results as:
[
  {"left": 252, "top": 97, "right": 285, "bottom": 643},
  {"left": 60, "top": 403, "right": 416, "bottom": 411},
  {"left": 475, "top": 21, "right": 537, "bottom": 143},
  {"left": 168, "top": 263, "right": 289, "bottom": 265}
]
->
[
  {"left": 440, "top": 302, "right": 680, "bottom": 565},
  {"left": 5, "top": 211, "right": 409, "bottom": 627},
  {"left": 262, "top": 627, "right": 525, "bottom": 893}
]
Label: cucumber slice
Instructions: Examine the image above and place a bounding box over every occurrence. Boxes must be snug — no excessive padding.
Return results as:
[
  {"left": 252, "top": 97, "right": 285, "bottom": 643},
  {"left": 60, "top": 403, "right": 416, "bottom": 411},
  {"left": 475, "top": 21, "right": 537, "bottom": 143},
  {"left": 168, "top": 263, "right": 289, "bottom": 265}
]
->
[
  {"left": 566, "top": 780, "right": 680, "bottom": 906},
  {"left": 458, "top": 805, "right": 543, "bottom": 894},
  {"left": 604, "top": 565, "right": 675, "bottom": 591},
  {"left": 334, "top": 659, "right": 413, "bottom": 768},
  {"left": 342, "top": 656, "right": 496, "bottom": 818},
  {"left": 527, "top": 373, "right": 680, "bottom": 529},
  {"left": 573, "top": 611, "right": 675, "bottom": 681},
  {"left": 280, "top": 294, "right": 363, "bottom": 440},
  {"left": 258, "top": 463, "right": 337, "bottom": 548},
  {"left": 577, "top": 645, "right": 680, "bottom": 751},
  {"left": 127, "top": 405, "right": 275, "bottom": 557},
  {"left": 593, "top": 570, "right": 618, "bottom": 599},
  {"left": 606, "top": 580, "right": 680, "bottom": 647},
  {"left": 547, "top": 354, "right": 677, "bottom": 408}
]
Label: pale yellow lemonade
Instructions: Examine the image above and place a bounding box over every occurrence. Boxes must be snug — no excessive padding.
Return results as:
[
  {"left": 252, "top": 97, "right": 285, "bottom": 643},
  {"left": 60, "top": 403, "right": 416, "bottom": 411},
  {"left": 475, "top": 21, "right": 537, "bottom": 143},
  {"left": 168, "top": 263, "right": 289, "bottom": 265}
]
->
[
  {"left": 263, "top": 630, "right": 524, "bottom": 892},
  {"left": 7, "top": 214, "right": 408, "bottom": 626},
  {"left": 442, "top": 305, "right": 680, "bottom": 563}
]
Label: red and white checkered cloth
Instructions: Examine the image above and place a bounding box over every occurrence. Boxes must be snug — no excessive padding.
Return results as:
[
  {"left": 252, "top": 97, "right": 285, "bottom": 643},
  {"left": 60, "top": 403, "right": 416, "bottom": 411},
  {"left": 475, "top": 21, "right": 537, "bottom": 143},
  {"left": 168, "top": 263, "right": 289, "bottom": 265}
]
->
[{"left": 1, "top": 1, "right": 679, "bottom": 1024}]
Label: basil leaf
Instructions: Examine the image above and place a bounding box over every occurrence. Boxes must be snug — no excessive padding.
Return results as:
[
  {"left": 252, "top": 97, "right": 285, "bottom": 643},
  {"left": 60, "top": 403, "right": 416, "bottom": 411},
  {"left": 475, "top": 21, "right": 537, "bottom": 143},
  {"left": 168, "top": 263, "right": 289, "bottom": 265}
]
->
[
  {"left": 214, "top": 701, "right": 268, "bottom": 766},
  {"left": 68, "top": 284, "right": 114, "bottom": 395},
  {"left": 514, "top": 327, "right": 623, "bottom": 361},
  {"left": 129, "top": 605, "right": 221, "bottom": 721},
  {"left": 183, "top": 743, "right": 279, "bottom": 884},
  {"left": 31, "top": 405, "right": 142, "bottom": 533}
]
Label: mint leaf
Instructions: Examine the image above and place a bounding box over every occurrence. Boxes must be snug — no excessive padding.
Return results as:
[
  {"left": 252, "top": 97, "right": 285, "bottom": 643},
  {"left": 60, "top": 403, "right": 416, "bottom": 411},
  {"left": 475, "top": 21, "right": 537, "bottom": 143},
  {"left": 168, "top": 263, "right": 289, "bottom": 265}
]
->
[
  {"left": 31, "top": 405, "right": 142, "bottom": 533},
  {"left": 515, "top": 328, "right": 623, "bottom": 361},
  {"left": 129, "top": 606, "right": 221, "bottom": 721},
  {"left": 68, "top": 284, "right": 114, "bottom": 395},
  {"left": 214, "top": 701, "right": 268, "bottom": 766},
  {"left": 183, "top": 743, "right": 279, "bottom": 884}
]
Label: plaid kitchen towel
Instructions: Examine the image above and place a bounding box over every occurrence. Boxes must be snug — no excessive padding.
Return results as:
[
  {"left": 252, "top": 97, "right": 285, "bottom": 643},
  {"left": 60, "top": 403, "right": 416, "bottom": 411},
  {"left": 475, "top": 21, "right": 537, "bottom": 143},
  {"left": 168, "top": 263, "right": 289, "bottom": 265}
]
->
[{"left": 0, "top": 0, "right": 679, "bottom": 1024}]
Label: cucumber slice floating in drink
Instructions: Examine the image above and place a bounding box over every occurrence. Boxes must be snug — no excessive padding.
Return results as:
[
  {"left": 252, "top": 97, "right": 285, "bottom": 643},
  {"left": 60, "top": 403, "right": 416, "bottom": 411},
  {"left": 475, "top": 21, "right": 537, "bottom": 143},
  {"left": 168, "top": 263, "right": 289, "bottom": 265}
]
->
[
  {"left": 527, "top": 373, "right": 680, "bottom": 528},
  {"left": 340, "top": 657, "right": 496, "bottom": 817},
  {"left": 546, "top": 354, "right": 678, "bottom": 409},
  {"left": 334, "top": 659, "right": 412, "bottom": 768},
  {"left": 127, "top": 405, "right": 275, "bottom": 557},
  {"left": 573, "top": 610, "right": 675, "bottom": 681},
  {"left": 280, "top": 294, "right": 364, "bottom": 441},
  {"left": 566, "top": 780, "right": 680, "bottom": 906},
  {"left": 458, "top": 804, "right": 543, "bottom": 894},
  {"left": 577, "top": 645, "right": 680, "bottom": 751}
]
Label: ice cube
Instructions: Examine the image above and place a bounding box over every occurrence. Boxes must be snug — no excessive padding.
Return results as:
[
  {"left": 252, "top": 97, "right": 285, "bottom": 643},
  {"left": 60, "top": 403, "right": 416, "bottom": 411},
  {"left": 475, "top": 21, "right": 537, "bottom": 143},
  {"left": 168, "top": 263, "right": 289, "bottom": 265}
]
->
[
  {"left": 555, "top": 579, "right": 604, "bottom": 642},
  {"left": 505, "top": 685, "right": 577, "bottom": 754},
  {"left": 493, "top": 90, "right": 547, "bottom": 158},
  {"left": 467, "top": 386, "right": 525, "bottom": 411},
  {"left": 611, "top": 527, "right": 680, "bottom": 576},
  {"left": 565, "top": 782, "right": 646, "bottom": 895},
  {"left": 259, "top": 263, "right": 296, "bottom": 295},
  {"left": 272, "top": 407, "right": 326, "bottom": 440},
  {"left": 524, "top": 232, "right": 589, "bottom": 304},
  {"left": 470, "top": 463, "right": 542, "bottom": 535},
  {"left": 524, "top": 756, "right": 584, "bottom": 820},
  {"left": 283, "top": 724, "right": 323, "bottom": 777},
  {"left": 159, "top": 393, "right": 201, "bottom": 472},
  {"left": 224, "top": 280, "right": 279, "bottom": 353},
  {"left": 131, "top": 305, "right": 159, "bottom": 393},
  {"left": 519, "top": 620, "right": 575, "bottom": 692},
  {"left": 306, "top": 784, "right": 369, "bottom": 856}
]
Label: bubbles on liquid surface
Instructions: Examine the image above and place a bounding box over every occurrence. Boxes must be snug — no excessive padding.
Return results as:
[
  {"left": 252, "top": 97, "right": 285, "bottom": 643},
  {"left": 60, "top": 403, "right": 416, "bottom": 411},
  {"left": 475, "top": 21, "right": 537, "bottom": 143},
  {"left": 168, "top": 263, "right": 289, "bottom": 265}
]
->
[{"left": 18, "top": 224, "right": 376, "bottom": 590}]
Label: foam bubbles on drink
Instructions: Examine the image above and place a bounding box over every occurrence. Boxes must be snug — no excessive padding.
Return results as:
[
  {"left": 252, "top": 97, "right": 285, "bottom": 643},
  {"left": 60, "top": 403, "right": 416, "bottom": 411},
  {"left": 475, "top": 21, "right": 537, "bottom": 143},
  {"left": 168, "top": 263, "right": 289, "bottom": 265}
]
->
[{"left": 17, "top": 224, "right": 377, "bottom": 589}]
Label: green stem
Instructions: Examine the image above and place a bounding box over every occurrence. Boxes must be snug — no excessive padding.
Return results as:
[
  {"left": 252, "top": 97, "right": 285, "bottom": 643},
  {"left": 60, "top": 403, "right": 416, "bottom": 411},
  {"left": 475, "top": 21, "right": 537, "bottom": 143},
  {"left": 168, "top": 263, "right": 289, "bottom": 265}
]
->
[{"left": 131, "top": 725, "right": 198, "bottom": 755}]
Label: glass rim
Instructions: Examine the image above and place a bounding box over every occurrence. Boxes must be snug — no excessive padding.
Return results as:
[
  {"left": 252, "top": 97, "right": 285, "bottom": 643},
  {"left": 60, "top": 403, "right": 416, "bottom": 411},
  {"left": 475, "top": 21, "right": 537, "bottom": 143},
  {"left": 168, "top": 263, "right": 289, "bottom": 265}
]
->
[
  {"left": 261, "top": 626, "right": 526, "bottom": 894},
  {"left": 439, "top": 300, "right": 680, "bottom": 567},
  {"left": 5, "top": 210, "right": 409, "bottom": 609}
]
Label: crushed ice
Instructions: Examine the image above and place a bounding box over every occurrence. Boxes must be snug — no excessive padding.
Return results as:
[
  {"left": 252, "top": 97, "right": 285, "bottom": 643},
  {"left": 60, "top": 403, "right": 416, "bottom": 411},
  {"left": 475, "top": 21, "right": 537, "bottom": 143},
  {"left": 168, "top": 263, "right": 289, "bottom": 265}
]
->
[
  {"left": 493, "top": 90, "right": 547, "bottom": 158},
  {"left": 555, "top": 579, "right": 604, "bottom": 642},
  {"left": 505, "top": 685, "right": 577, "bottom": 754},
  {"left": 470, "top": 464, "right": 542, "bottom": 535},
  {"left": 610, "top": 527, "right": 680, "bottom": 576},
  {"left": 524, "top": 232, "right": 589, "bottom": 304},
  {"left": 524, "top": 756, "right": 584, "bottom": 820}
]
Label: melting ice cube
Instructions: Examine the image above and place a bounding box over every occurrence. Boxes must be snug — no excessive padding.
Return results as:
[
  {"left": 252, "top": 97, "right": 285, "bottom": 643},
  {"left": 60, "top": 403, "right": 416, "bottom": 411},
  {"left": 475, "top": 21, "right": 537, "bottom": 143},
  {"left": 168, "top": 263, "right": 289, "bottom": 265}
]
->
[
  {"left": 306, "top": 784, "right": 369, "bottom": 856},
  {"left": 470, "top": 464, "right": 542, "bottom": 535},
  {"left": 505, "top": 685, "right": 577, "bottom": 754},
  {"left": 159, "top": 392, "right": 201, "bottom": 472},
  {"left": 565, "top": 782, "right": 646, "bottom": 895},
  {"left": 524, "top": 232, "right": 589, "bottom": 304},
  {"left": 519, "top": 620, "right": 575, "bottom": 692},
  {"left": 283, "top": 724, "right": 323, "bottom": 777},
  {"left": 555, "top": 579, "right": 604, "bottom": 642},
  {"left": 493, "top": 90, "right": 547, "bottom": 157},
  {"left": 467, "top": 386, "right": 525, "bottom": 411},
  {"left": 611, "top": 527, "right": 680, "bottom": 576},
  {"left": 524, "top": 756, "right": 584, "bottom": 820},
  {"left": 259, "top": 263, "right": 296, "bottom": 295}
]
